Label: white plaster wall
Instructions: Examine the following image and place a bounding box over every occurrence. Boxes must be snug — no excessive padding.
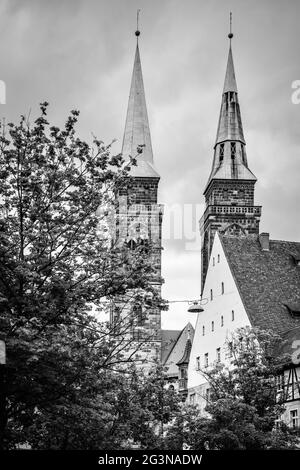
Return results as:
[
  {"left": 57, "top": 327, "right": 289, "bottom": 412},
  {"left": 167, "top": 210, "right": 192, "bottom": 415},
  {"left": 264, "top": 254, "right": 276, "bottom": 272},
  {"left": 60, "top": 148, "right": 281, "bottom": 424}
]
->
[{"left": 188, "top": 232, "right": 251, "bottom": 390}]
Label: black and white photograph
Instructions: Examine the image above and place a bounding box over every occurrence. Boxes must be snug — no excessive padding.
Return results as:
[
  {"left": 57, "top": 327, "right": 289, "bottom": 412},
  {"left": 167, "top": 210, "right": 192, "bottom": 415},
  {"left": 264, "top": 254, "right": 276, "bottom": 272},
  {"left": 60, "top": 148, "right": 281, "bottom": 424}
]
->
[{"left": 0, "top": 0, "right": 299, "bottom": 462}]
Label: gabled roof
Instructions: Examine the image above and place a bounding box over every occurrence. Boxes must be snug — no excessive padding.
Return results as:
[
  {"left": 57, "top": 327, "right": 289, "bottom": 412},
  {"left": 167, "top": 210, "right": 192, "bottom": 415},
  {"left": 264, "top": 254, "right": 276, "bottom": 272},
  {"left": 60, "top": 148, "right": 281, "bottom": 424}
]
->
[
  {"left": 161, "top": 323, "right": 194, "bottom": 378},
  {"left": 220, "top": 234, "right": 300, "bottom": 334}
]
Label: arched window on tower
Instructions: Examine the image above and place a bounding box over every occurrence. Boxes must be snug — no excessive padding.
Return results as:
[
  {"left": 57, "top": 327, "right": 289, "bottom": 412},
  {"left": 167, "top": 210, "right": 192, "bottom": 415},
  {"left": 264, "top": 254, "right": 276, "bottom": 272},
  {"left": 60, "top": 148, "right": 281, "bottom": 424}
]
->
[
  {"left": 132, "top": 303, "right": 145, "bottom": 341},
  {"left": 111, "top": 306, "right": 121, "bottom": 330},
  {"left": 127, "top": 239, "right": 137, "bottom": 250},
  {"left": 133, "top": 304, "right": 144, "bottom": 326}
]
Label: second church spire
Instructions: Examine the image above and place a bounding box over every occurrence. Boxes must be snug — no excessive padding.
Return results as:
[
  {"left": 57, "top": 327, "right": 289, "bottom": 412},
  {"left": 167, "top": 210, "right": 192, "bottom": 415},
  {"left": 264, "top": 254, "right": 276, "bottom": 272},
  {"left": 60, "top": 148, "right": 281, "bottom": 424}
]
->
[{"left": 205, "top": 27, "right": 256, "bottom": 190}]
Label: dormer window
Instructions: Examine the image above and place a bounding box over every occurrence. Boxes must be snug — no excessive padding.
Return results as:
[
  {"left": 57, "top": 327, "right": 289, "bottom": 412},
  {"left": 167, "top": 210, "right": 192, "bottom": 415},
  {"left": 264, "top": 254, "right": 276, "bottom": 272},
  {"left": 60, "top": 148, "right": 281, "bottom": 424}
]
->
[
  {"left": 284, "top": 304, "right": 300, "bottom": 318},
  {"left": 219, "top": 143, "right": 224, "bottom": 162},
  {"left": 231, "top": 142, "right": 236, "bottom": 159},
  {"left": 292, "top": 255, "right": 300, "bottom": 267}
]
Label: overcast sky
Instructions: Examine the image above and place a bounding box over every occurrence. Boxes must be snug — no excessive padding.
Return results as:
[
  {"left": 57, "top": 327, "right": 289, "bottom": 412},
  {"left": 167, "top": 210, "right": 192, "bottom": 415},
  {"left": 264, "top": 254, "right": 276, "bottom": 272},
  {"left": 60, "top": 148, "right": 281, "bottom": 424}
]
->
[{"left": 1, "top": 0, "right": 299, "bottom": 330}]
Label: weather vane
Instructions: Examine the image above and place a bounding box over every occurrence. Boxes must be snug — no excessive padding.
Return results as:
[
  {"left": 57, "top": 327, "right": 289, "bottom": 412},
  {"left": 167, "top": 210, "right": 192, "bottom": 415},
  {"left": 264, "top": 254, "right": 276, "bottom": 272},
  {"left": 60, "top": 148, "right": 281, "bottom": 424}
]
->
[
  {"left": 228, "top": 12, "right": 233, "bottom": 43},
  {"left": 135, "top": 9, "right": 141, "bottom": 37}
]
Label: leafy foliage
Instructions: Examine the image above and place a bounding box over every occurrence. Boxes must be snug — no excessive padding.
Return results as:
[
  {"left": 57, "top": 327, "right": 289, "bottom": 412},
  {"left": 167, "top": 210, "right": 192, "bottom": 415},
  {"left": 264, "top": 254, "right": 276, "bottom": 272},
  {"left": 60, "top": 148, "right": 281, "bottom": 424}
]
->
[
  {"left": 0, "top": 103, "right": 165, "bottom": 448},
  {"left": 165, "top": 327, "right": 299, "bottom": 450}
]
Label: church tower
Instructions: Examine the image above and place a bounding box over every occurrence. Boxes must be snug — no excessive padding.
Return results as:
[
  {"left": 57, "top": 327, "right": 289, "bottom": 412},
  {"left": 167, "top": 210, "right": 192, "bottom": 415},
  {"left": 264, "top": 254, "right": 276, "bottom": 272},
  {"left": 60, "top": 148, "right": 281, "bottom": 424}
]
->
[
  {"left": 113, "top": 27, "right": 163, "bottom": 367},
  {"left": 200, "top": 23, "right": 261, "bottom": 292}
]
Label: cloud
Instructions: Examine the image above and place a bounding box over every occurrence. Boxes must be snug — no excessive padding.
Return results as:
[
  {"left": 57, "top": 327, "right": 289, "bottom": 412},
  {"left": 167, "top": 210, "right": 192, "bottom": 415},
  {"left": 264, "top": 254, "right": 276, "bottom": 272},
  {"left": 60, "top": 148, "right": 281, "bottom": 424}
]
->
[{"left": 1, "top": 0, "right": 299, "bottom": 329}]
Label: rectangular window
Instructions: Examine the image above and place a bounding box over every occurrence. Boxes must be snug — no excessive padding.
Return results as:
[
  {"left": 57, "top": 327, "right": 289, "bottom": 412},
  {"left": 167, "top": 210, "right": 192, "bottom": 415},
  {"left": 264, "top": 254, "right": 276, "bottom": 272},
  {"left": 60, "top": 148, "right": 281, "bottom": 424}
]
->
[
  {"left": 202, "top": 325, "right": 205, "bottom": 336},
  {"left": 210, "top": 289, "right": 213, "bottom": 301},
  {"left": 221, "top": 315, "right": 224, "bottom": 327},
  {"left": 221, "top": 282, "right": 224, "bottom": 294},
  {"left": 290, "top": 410, "right": 299, "bottom": 428},
  {"left": 205, "top": 388, "right": 210, "bottom": 403},
  {"left": 216, "top": 347, "right": 221, "bottom": 363},
  {"left": 211, "top": 321, "right": 214, "bottom": 332},
  {"left": 190, "top": 393, "right": 195, "bottom": 405},
  {"left": 196, "top": 356, "right": 200, "bottom": 370},
  {"left": 204, "top": 353, "right": 209, "bottom": 367},
  {"left": 232, "top": 310, "right": 235, "bottom": 321}
]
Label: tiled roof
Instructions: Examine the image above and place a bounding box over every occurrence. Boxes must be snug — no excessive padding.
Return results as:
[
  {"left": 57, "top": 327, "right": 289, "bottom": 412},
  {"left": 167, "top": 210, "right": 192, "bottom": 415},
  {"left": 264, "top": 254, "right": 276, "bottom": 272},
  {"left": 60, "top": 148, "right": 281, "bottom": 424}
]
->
[
  {"left": 161, "top": 329, "right": 181, "bottom": 364},
  {"left": 220, "top": 234, "right": 300, "bottom": 334}
]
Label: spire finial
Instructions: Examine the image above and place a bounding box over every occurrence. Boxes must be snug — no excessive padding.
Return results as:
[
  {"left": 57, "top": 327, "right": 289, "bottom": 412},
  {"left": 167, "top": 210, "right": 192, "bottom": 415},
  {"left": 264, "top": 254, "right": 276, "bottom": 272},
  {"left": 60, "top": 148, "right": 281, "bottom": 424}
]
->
[
  {"left": 228, "top": 12, "right": 233, "bottom": 43},
  {"left": 135, "top": 9, "right": 141, "bottom": 38}
]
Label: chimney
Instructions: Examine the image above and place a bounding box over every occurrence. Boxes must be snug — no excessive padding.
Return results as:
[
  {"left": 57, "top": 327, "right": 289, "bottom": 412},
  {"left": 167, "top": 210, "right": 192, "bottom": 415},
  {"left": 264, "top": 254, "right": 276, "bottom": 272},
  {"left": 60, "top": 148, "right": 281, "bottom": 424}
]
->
[{"left": 259, "top": 232, "right": 270, "bottom": 251}]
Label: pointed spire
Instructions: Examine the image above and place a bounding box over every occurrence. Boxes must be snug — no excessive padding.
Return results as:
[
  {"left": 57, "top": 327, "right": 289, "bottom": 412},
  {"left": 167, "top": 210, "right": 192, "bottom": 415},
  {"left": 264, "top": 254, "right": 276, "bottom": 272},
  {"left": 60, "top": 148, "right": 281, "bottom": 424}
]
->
[
  {"left": 223, "top": 14, "right": 237, "bottom": 93},
  {"left": 223, "top": 45, "right": 238, "bottom": 94},
  {"left": 122, "top": 18, "right": 159, "bottom": 178},
  {"left": 204, "top": 17, "right": 256, "bottom": 191}
]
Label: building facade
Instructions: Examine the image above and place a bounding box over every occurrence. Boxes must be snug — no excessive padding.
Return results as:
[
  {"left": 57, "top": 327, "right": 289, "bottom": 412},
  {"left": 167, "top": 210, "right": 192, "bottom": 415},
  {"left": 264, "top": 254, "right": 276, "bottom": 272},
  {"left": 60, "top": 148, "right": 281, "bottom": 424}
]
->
[
  {"left": 188, "top": 32, "right": 300, "bottom": 428},
  {"left": 188, "top": 231, "right": 300, "bottom": 426}
]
